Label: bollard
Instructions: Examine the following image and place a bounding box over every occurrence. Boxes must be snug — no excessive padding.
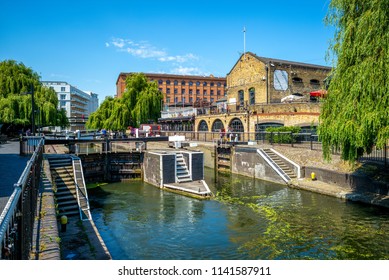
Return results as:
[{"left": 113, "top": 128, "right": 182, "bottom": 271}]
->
[
  {"left": 60, "top": 215, "right": 68, "bottom": 232},
  {"left": 311, "top": 172, "right": 316, "bottom": 181}
]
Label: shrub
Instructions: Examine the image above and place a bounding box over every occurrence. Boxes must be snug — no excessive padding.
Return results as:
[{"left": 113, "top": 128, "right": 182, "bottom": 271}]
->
[{"left": 265, "top": 126, "right": 301, "bottom": 144}]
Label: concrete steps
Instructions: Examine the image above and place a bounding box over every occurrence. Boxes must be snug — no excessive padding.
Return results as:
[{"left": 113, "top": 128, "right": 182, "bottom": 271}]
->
[
  {"left": 48, "top": 156, "right": 79, "bottom": 217},
  {"left": 263, "top": 148, "right": 297, "bottom": 179},
  {"left": 176, "top": 154, "right": 192, "bottom": 183}
]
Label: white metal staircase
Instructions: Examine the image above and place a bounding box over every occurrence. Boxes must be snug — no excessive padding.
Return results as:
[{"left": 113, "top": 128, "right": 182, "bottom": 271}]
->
[{"left": 71, "top": 156, "right": 92, "bottom": 221}]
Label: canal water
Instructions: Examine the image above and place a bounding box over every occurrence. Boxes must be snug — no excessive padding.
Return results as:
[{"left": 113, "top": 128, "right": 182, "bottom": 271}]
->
[{"left": 88, "top": 168, "right": 389, "bottom": 260}]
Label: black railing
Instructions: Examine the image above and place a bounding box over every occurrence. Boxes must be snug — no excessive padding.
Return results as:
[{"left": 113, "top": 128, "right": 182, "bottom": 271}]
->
[
  {"left": 0, "top": 138, "right": 44, "bottom": 259},
  {"left": 359, "top": 144, "right": 388, "bottom": 167},
  {"left": 160, "top": 131, "right": 322, "bottom": 150}
]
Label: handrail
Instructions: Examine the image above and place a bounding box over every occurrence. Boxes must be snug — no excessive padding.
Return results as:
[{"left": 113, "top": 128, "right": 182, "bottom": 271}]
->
[
  {"left": 269, "top": 148, "right": 301, "bottom": 178},
  {"left": 257, "top": 149, "right": 290, "bottom": 183},
  {"left": 71, "top": 156, "right": 92, "bottom": 221},
  {"left": 0, "top": 137, "right": 44, "bottom": 259}
]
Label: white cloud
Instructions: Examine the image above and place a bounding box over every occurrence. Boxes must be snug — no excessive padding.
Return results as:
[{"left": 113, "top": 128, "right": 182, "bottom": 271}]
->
[
  {"left": 107, "top": 37, "right": 198, "bottom": 63},
  {"left": 158, "top": 53, "right": 198, "bottom": 63},
  {"left": 112, "top": 38, "right": 126, "bottom": 48},
  {"left": 170, "top": 66, "right": 207, "bottom": 76}
]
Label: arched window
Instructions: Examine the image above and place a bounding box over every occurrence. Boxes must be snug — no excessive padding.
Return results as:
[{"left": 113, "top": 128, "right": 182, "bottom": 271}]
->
[
  {"left": 166, "top": 80, "right": 171, "bottom": 85},
  {"left": 310, "top": 79, "right": 320, "bottom": 85},
  {"left": 238, "top": 90, "right": 244, "bottom": 106},
  {"left": 310, "top": 79, "right": 320, "bottom": 89},
  {"left": 212, "top": 119, "right": 224, "bottom": 132},
  {"left": 189, "top": 81, "right": 193, "bottom": 86},
  {"left": 198, "top": 120, "right": 209, "bottom": 131},
  {"left": 292, "top": 77, "right": 303, "bottom": 83},
  {"left": 229, "top": 118, "right": 244, "bottom": 141},
  {"left": 196, "top": 81, "right": 200, "bottom": 86},
  {"left": 174, "top": 80, "right": 178, "bottom": 85},
  {"left": 203, "top": 81, "right": 208, "bottom": 86},
  {"left": 158, "top": 79, "right": 163, "bottom": 85},
  {"left": 249, "top": 87, "right": 255, "bottom": 105},
  {"left": 181, "top": 81, "right": 186, "bottom": 86},
  {"left": 229, "top": 118, "right": 244, "bottom": 132}
]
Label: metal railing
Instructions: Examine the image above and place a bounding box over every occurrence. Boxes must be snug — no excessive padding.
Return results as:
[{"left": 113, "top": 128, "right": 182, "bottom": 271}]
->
[
  {"left": 71, "top": 156, "right": 92, "bottom": 221},
  {"left": 257, "top": 148, "right": 291, "bottom": 183},
  {"left": 0, "top": 138, "right": 44, "bottom": 259},
  {"left": 161, "top": 131, "right": 322, "bottom": 149},
  {"left": 359, "top": 144, "right": 388, "bottom": 166},
  {"left": 20, "top": 136, "right": 43, "bottom": 155}
]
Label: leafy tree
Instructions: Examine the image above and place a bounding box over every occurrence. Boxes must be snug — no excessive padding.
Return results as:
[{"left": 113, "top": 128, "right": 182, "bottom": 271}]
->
[
  {"left": 0, "top": 60, "right": 69, "bottom": 132},
  {"left": 319, "top": 0, "right": 389, "bottom": 162},
  {"left": 122, "top": 73, "right": 163, "bottom": 126},
  {"left": 86, "top": 73, "right": 162, "bottom": 130}
]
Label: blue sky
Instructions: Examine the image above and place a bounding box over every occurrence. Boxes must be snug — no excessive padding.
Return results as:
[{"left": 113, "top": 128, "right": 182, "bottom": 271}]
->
[{"left": 0, "top": 0, "right": 334, "bottom": 102}]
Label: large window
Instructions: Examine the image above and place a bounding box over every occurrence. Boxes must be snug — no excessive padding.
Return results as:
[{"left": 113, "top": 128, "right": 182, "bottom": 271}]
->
[
  {"left": 198, "top": 120, "right": 209, "bottom": 131},
  {"left": 249, "top": 88, "right": 255, "bottom": 105},
  {"left": 229, "top": 118, "right": 244, "bottom": 141},
  {"left": 212, "top": 119, "right": 224, "bottom": 132},
  {"left": 273, "top": 70, "right": 288, "bottom": 91}
]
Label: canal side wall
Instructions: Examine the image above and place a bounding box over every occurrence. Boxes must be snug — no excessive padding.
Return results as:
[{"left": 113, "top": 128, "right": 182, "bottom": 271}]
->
[
  {"left": 78, "top": 152, "right": 143, "bottom": 183},
  {"left": 187, "top": 151, "right": 204, "bottom": 181},
  {"left": 143, "top": 152, "right": 162, "bottom": 186},
  {"left": 232, "top": 147, "right": 286, "bottom": 185},
  {"left": 304, "top": 166, "right": 389, "bottom": 195}
]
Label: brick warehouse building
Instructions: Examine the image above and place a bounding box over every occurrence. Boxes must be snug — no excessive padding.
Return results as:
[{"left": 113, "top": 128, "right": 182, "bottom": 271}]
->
[
  {"left": 195, "top": 52, "right": 332, "bottom": 138},
  {"left": 116, "top": 72, "right": 226, "bottom": 106}
]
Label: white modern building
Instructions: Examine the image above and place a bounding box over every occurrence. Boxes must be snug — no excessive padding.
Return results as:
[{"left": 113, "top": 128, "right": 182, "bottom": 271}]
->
[
  {"left": 84, "top": 91, "right": 99, "bottom": 116},
  {"left": 42, "top": 81, "right": 99, "bottom": 131}
]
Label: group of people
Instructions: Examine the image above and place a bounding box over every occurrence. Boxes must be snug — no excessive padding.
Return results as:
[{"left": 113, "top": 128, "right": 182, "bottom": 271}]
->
[{"left": 220, "top": 126, "right": 238, "bottom": 142}]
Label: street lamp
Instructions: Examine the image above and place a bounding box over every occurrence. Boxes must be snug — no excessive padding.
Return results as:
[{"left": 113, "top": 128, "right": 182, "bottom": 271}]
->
[{"left": 23, "top": 84, "right": 35, "bottom": 135}]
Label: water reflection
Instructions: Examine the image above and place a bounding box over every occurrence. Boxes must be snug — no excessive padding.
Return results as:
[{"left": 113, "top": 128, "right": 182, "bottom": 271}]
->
[{"left": 89, "top": 168, "right": 389, "bottom": 260}]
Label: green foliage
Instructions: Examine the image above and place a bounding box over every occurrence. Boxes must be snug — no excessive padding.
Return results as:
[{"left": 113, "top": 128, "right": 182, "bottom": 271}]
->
[
  {"left": 320, "top": 0, "right": 389, "bottom": 162},
  {"left": 265, "top": 126, "right": 301, "bottom": 144},
  {"left": 86, "top": 73, "right": 162, "bottom": 130},
  {"left": 0, "top": 60, "right": 69, "bottom": 128}
]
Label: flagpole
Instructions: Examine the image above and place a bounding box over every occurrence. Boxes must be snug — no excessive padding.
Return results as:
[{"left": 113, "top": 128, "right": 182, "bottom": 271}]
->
[{"left": 243, "top": 26, "right": 246, "bottom": 60}]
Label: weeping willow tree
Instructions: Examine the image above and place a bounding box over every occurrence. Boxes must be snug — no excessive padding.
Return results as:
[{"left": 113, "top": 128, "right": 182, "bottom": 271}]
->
[
  {"left": 319, "top": 0, "right": 389, "bottom": 162},
  {"left": 0, "top": 60, "right": 69, "bottom": 132},
  {"left": 86, "top": 73, "right": 162, "bottom": 130}
]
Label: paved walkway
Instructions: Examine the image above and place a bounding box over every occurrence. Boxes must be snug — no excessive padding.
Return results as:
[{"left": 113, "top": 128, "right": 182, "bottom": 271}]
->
[
  {"left": 0, "top": 140, "right": 30, "bottom": 214},
  {"left": 289, "top": 178, "right": 389, "bottom": 209}
]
